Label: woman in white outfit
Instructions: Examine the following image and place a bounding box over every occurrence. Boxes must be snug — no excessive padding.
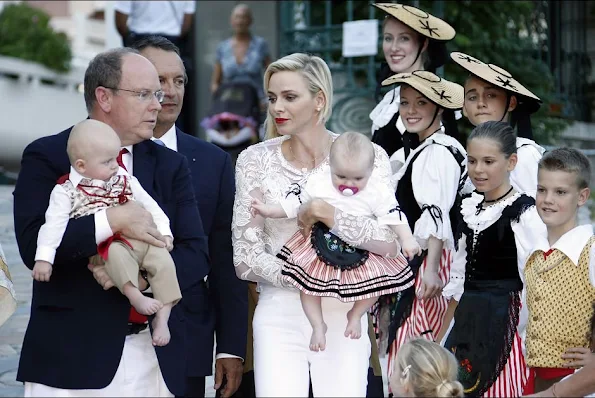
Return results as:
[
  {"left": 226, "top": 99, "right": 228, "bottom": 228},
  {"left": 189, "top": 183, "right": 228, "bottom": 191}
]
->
[{"left": 232, "top": 53, "right": 402, "bottom": 397}]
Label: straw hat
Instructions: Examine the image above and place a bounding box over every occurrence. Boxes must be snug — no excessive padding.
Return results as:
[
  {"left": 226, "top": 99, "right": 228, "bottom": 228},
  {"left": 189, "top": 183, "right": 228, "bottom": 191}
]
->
[
  {"left": 381, "top": 70, "right": 464, "bottom": 109},
  {"left": 374, "top": 3, "right": 456, "bottom": 41},
  {"left": 450, "top": 51, "right": 541, "bottom": 113}
]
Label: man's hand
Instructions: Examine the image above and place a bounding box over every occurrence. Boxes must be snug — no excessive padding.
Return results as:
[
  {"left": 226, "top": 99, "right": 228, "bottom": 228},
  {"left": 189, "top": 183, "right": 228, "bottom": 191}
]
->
[
  {"left": 106, "top": 201, "right": 166, "bottom": 248},
  {"left": 88, "top": 263, "right": 149, "bottom": 291},
  {"left": 88, "top": 263, "right": 115, "bottom": 290},
  {"left": 164, "top": 236, "right": 174, "bottom": 252},
  {"left": 214, "top": 357, "right": 243, "bottom": 398},
  {"left": 418, "top": 268, "right": 443, "bottom": 299}
]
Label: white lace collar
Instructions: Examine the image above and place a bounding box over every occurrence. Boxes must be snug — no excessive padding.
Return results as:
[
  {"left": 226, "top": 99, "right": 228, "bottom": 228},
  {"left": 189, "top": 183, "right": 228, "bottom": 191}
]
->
[
  {"left": 461, "top": 191, "right": 522, "bottom": 231},
  {"left": 370, "top": 87, "right": 401, "bottom": 131}
]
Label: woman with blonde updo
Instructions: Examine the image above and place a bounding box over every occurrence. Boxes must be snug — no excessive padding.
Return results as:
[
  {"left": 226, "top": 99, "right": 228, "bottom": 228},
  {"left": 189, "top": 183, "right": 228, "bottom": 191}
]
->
[{"left": 390, "top": 338, "right": 463, "bottom": 398}]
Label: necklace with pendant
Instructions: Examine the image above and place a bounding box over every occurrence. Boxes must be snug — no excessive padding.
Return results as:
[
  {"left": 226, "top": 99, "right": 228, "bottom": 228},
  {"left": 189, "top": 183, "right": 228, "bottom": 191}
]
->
[{"left": 289, "top": 136, "right": 331, "bottom": 173}]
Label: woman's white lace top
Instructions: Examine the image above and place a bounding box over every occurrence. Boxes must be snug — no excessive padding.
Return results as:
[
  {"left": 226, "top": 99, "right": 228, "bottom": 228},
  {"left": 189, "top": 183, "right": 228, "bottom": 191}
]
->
[{"left": 232, "top": 133, "right": 401, "bottom": 287}]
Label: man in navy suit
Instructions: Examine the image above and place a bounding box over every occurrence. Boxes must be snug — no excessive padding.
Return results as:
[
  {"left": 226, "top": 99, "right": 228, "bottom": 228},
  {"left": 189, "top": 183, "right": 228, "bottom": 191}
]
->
[
  {"left": 13, "top": 48, "right": 209, "bottom": 397},
  {"left": 132, "top": 36, "right": 248, "bottom": 398}
]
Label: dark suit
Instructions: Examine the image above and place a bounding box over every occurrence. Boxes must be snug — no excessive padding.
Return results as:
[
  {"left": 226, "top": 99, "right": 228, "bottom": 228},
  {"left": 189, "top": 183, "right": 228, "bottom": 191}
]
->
[
  {"left": 175, "top": 129, "right": 248, "bottom": 396},
  {"left": 14, "top": 127, "right": 209, "bottom": 397}
]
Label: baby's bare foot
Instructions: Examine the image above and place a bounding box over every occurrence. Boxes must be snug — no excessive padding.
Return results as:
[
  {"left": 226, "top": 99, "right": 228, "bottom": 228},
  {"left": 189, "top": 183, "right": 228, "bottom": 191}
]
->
[
  {"left": 310, "top": 323, "right": 328, "bottom": 352},
  {"left": 344, "top": 309, "right": 363, "bottom": 339},
  {"left": 152, "top": 312, "right": 171, "bottom": 346},
  {"left": 130, "top": 294, "right": 163, "bottom": 315}
]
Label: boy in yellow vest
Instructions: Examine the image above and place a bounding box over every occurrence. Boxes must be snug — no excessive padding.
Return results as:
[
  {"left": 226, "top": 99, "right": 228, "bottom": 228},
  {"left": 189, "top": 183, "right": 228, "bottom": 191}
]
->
[{"left": 524, "top": 148, "right": 595, "bottom": 393}]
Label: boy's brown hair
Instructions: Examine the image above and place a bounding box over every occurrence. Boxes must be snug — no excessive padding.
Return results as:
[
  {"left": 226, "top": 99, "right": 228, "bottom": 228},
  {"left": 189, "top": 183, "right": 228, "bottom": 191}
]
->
[{"left": 538, "top": 147, "right": 591, "bottom": 190}]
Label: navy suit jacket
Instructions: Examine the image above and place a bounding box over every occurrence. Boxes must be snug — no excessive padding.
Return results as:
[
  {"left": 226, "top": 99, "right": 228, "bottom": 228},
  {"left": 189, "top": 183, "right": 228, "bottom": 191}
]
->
[
  {"left": 176, "top": 128, "right": 248, "bottom": 377},
  {"left": 13, "top": 127, "right": 209, "bottom": 396}
]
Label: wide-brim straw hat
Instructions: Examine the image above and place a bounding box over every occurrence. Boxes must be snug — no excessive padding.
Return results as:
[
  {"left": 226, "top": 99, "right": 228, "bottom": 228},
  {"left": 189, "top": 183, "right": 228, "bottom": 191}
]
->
[
  {"left": 374, "top": 3, "right": 456, "bottom": 41},
  {"left": 450, "top": 51, "right": 541, "bottom": 113},
  {"left": 381, "top": 70, "right": 464, "bottom": 110}
]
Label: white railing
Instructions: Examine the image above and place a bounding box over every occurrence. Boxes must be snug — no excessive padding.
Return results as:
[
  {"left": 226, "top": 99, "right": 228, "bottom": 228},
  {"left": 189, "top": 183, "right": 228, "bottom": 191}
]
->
[{"left": 0, "top": 55, "right": 88, "bottom": 176}]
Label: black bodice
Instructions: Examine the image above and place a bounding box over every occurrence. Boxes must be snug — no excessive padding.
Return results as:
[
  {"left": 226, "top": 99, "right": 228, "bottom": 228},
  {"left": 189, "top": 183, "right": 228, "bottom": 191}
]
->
[{"left": 458, "top": 194, "right": 535, "bottom": 290}]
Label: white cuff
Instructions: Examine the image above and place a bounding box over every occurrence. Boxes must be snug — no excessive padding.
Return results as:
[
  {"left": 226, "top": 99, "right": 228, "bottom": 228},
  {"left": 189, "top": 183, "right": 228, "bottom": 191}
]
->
[
  {"left": 35, "top": 246, "right": 57, "bottom": 264},
  {"left": 95, "top": 210, "right": 114, "bottom": 245},
  {"left": 216, "top": 353, "right": 244, "bottom": 362}
]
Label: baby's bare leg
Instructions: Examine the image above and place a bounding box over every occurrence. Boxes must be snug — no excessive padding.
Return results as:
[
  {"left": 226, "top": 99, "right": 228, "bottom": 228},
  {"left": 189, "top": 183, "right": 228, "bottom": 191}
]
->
[
  {"left": 345, "top": 297, "right": 378, "bottom": 339},
  {"left": 300, "top": 292, "right": 327, "bottom": 351},
  {"left": 151, "top": 302, "right": 173, "bottom": 346}
]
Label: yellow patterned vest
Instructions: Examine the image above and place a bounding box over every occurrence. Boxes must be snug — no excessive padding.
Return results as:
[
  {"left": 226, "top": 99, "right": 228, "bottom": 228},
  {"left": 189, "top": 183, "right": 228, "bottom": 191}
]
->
[{"left": 525, "top": 236, "right": 595, "bottom": 368}]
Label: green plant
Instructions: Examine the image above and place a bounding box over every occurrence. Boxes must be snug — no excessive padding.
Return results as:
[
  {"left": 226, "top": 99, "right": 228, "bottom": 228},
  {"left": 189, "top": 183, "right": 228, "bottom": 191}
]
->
[{"left": 0, "top": 3, "right": 72, "bottom": 73}]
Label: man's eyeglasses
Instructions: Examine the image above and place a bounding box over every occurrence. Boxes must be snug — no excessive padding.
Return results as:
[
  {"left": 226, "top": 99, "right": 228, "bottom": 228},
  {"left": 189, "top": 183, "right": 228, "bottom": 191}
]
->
[{"left": 104, "top": 87, "right": 165, "bottom": 103}]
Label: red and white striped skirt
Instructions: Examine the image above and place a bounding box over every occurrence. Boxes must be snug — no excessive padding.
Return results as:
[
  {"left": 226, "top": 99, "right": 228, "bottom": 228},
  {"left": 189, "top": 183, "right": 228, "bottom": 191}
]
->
[
  {"left": 279, "top": 231, "right": 414, "bottom": 302},
  {"left": 387, "top": 249, "right": 451, "bottom": 380}
]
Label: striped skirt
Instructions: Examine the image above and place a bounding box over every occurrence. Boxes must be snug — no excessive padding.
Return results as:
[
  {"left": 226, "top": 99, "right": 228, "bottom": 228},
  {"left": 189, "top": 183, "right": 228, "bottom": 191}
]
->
[
  {"left": 386, "top": 249, "right": 451, "bottom": 381},
  {"left": 279, "top": 231, "right": 414, "bottom": 302}
]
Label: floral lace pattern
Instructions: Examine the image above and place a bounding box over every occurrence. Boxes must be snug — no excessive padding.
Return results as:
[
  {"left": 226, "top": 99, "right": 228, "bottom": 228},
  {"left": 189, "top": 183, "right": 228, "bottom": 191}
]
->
[{"left": 232, "top": 133, "right": 399, "bottom": 286}]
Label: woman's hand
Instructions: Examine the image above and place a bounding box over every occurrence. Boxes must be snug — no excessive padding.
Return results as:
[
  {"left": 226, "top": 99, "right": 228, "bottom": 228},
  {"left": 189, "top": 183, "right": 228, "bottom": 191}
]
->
[{"left": 297, "top": 199, "right": 335, "bottom": 238}]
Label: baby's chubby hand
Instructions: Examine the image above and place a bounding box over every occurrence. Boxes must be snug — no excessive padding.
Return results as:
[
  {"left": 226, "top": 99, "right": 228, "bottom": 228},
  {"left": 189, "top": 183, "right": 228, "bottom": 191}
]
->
[{"left": 401, "top": 237, "right": 422, "bottom": 260}]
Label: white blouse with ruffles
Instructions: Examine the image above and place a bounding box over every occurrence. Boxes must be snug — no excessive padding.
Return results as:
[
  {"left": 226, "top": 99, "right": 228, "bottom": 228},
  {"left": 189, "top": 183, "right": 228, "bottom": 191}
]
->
[
  {"left": 443, "top": 191, "right": 547, "bottom": 303},
  {"left": 392, "top": 132, "right": 468, "bottom": 252}
]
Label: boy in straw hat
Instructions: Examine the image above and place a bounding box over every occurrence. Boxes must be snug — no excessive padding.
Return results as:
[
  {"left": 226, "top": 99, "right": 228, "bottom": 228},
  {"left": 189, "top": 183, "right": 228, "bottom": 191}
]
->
[
  {"left": 370, "top": 3, "right": 457, "bottom": 167},
  {"left": 451, "top": 51, "right": 545, "bottom": 197},
  {"left": 374, "top": 70, "right": 468, "bottom": 392}
]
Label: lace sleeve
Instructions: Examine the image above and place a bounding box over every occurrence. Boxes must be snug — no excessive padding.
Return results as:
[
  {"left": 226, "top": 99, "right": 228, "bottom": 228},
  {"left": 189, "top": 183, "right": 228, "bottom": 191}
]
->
[
  {"left": 232, "top": 149, "right": 287, "bottom": 286},
  {"left": 329, "top": 145, "right": 400, "bottom": 257}
]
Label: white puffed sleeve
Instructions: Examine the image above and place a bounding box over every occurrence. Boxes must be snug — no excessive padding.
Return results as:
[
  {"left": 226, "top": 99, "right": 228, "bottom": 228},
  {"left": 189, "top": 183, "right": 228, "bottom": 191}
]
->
[
  {"left": 510, "top": 141, "right": 544, "bottom": 198},
  {"left": 511, "top": 205, "right": 547, "bottom": 337},
  {"left": 511, "top": 206, "right": 547, "bottom": 284},
  {"left": 411, "top": 144, "right": 461, "bottom": 250},
  {"left": 371, "top": 180, "right": 408, "bottom": 227}
]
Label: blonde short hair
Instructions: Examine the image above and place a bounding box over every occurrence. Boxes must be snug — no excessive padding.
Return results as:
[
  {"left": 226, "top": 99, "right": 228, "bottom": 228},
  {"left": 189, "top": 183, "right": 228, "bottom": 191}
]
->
[
  {"left": 263, "top": 53, "right": 333, "bottom": 139},
  {"left": 392, "top": 339, "right": 464, "bottom": 397}
]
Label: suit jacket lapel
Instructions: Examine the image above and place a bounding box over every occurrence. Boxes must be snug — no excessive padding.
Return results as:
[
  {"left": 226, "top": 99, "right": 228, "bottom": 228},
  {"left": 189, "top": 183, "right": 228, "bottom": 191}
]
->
[{"left": 132, "top": 141, "right": 156, "bottom": 193}]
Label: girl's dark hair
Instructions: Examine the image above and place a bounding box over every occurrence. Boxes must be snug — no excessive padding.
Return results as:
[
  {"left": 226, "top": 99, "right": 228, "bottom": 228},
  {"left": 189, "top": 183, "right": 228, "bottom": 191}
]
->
[{"left": 467, "top": 121, "right": 517, "bottom": 158}]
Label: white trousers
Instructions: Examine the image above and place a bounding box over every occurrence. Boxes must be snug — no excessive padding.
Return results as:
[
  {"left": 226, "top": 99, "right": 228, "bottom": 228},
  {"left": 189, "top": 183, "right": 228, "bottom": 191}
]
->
[
  {"left": 25, "top": 328, "right": 173, "bottom": 397},
  {"left": 253, "top": 285, "right": 371, "bottom": 397}
]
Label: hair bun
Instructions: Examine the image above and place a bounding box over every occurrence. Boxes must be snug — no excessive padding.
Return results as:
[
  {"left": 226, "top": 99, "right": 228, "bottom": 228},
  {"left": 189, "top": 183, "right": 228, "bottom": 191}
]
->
[{"left": 436, "top": 380, "right": 464, "bottom": 398}]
